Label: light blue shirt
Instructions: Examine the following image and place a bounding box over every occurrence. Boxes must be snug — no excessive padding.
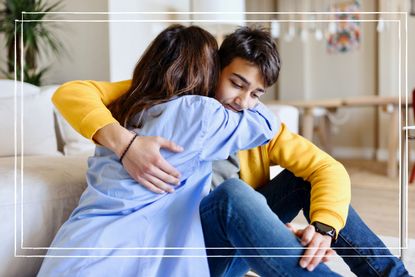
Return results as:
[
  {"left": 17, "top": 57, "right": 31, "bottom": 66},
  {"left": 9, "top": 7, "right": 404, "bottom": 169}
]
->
[{"left": 38, "top": 95, "right": 280, "bottom": 277}]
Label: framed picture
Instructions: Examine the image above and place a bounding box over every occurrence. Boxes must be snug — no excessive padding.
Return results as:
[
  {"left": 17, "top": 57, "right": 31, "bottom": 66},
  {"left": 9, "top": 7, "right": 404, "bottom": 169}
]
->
[{"left": 412, "top": 0, "right": 415, "bottom": 15}]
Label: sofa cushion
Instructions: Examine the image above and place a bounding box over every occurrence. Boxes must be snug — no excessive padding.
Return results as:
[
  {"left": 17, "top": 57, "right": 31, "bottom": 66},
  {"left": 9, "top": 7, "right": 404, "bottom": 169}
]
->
[
  {"left": 0, "top": 81, "right": 60, "bottom": 156},
  {"left": 0, "top": 155, "right": 88, "bottom": 276},
  {"left": 54, "top": 110, "right": 96, "bottom": 156},
  {"left": 41, "top": 86, "right": 96, "bottom": 156}
]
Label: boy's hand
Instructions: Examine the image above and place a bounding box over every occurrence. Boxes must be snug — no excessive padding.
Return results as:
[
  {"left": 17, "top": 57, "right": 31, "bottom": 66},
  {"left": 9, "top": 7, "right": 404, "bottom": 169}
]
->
[
  {"left": 286, "top": 223, "right": 336, "bottom": 272},
  {"left": 94, "top": 124, "right": 183, "bottom": 193},
  {"left": 122, "top": 135, "right": 183, "bottom": 193}
]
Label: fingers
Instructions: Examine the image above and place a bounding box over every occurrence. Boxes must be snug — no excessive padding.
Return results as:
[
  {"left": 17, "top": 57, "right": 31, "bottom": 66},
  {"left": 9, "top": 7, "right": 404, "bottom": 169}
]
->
[
  {"left": 154, "top": 137, "right": 182, "bottom": 179},
  {"left": 155, "top": 156, "right": 181, "bottom": 180},
  {"left": 285, "top": 223, "right": 297, "bottom": 233},
  {"left": 287, "top": 223, "right": 335, "bottom": 271},
  {"left": 299, "top": 233, "right": 322, "bottom": 270},
  {"left": 305, "top": 247, "right": 327, "bottom": 271},
  {"left": 143, "top": 174, "right": 176, "bottom": 193},
  {"left": 123, "top": 156, "right": 175, "bottom": 193},
  {"left": 295, "top": 228, "right": 304, "bottom": 238},
  {"left": 322, "top": 249, "right": 336, "bottom": 263},
  {"left": 151, "top": 166, "right": 180, "bottom": 185},
  {"left": 286, "top": 223, "right": 303, "bottom": 238},
  {"left": 298, "top": 225, "right": 334, "bottom": 271},
  {"left": 305, "top": 237, "right": 334, "bottom": 270},
  {"left": 157, "top": 136, "right": 184, "bottom": 153},
  {"left": 135, "top": 175, "right": 165, "bottom": 194},
  {"left": 137, "top": 164, "right": 179, "bottom": 193},
  {"left": 136, "top": 172, "right": 176, "bottom": 194},
  {"left": 300, "top": 225, "right": 315, "bottom": 246},
  {"left": 121, "top": 136, "right": 182, "bottom": 193}
]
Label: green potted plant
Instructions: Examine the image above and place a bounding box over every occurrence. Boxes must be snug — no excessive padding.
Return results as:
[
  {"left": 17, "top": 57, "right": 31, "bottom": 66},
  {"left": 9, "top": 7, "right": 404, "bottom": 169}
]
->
[{"left": 0, "top": 0, "right": 64, "bottom": 85}]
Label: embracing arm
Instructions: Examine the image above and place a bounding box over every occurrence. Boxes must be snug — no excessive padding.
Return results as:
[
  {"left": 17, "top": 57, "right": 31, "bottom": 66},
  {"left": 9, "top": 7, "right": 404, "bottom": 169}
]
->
[
  {"left": 52, "top": 80, "right": 182, "bottom": 193},
  {"left": 52, "top": 80, "right": 131, "bottom": 141},
  {"left": 200, "top": 100, "right": 280, "bottom": 161}
]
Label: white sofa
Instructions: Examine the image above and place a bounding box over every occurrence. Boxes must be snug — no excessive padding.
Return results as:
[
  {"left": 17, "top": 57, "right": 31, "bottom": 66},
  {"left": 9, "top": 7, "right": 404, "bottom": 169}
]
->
[
  {"left": 0, "top": 80, "right": 299, "bottom": 277},
  {"left": 0, "top": 80, "right": 95, "bottom": 276}
]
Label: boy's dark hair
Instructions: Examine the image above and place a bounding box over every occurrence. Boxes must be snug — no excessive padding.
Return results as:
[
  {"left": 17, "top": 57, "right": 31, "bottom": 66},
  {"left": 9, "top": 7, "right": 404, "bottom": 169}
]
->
[{"left": 219, "top": 26, "right": 281, "bottom": 87}]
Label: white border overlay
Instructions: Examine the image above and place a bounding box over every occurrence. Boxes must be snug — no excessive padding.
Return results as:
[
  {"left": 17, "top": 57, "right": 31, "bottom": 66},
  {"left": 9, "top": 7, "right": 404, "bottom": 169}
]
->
[{"left": 14, "top": 12, "right": 408, "bottom": 259}]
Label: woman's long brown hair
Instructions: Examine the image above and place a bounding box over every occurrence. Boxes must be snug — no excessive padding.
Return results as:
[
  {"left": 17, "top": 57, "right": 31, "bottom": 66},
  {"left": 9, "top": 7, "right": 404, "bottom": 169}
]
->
[{"left": 109, "top": 24, "right": 220, "bottom": 127}]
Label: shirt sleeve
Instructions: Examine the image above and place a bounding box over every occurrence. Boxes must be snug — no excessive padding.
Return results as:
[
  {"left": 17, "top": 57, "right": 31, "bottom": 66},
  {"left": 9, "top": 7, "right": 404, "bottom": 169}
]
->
[
  {"left": 199, "top": 101, "right": 280, "bottom": 161},
  {"left": 267, "top": 124, "right": 351, "bottom": 235},
  {"left": 52, "top": 80, "right": 131, "bottom": 140}
]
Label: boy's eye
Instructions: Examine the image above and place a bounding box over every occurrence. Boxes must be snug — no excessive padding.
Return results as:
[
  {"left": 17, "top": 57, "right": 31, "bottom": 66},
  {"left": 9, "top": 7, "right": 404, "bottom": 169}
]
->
[
  {"left": 231, "top": 80, "right": 243, "bottom": 88},
  {"left": 252, "top": 92, "right": 261, "bottom": 99}
]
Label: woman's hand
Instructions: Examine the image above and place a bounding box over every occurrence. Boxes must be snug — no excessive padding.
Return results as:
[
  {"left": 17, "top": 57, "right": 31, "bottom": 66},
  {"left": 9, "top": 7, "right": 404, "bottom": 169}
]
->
[
  {"left": 94, "top": 123, "right": 183, "bottom": 193},
  {"left": 286, "top": 223, "right": 336, "bottom": 271}
]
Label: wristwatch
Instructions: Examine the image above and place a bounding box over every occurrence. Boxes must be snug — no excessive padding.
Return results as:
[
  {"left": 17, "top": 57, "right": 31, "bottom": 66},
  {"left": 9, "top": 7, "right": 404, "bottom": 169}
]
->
[{"left": 311, "top": 221, "right": 336, "bottom": 242}]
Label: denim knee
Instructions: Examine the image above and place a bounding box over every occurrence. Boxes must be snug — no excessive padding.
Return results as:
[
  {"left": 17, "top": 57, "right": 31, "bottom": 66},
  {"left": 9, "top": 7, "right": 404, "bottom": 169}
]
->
[{"left": 207, "top": 178, "right": 269, "bottom": 214}]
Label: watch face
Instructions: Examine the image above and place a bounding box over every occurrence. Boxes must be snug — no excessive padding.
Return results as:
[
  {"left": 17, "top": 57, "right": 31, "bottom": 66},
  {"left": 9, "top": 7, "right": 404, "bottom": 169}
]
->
[
  {"left": 315, "top": 222, "right": 331, "bottom": 232},
  {"left": 313, "top": 222, "right": 336, "bottom": 237}
]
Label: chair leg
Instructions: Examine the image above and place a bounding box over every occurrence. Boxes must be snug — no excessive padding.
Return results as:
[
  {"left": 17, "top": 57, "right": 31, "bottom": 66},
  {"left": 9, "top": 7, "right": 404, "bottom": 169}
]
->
[
  {"left": 314, "top": 113, "right": 332, "bottom": 155},
  {"left": 409, "top": 164, "right": 415, "bottom": 184}
]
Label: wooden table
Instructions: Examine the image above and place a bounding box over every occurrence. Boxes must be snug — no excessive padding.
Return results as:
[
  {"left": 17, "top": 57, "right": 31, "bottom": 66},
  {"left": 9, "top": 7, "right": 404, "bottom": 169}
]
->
[{"left": 266, "top": 96, "right": 407, "bottom": 178}]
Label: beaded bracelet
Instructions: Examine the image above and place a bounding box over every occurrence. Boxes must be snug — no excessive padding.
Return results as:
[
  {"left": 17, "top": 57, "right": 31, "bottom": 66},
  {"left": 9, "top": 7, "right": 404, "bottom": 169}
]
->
[{"left": 120, "top": 133, "right": 138, "bottom": 163}]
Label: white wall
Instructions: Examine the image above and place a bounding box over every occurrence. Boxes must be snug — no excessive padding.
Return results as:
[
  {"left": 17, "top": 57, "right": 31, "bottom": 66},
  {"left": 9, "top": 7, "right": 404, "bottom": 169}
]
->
[{"left": 107, "top": 0, "right": 189, "bottom": 82}]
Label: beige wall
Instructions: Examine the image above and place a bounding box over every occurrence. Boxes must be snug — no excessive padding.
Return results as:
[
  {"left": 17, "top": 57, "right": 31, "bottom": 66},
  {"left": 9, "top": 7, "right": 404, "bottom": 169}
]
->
[
  {"left": 276, "top": 0, "right": 402, "bottom": 159},
  {"left": 1, "top": 1, "right": 110, "bottom": 85},
  {"left": 376, "top": 0, "right": 414, "bottom": 160},
  {"left": 39, "top": 0, "right": 110, "bottom": 85},
  {"left": 274, "top": 0, "right": 415, "bottom": 160}
]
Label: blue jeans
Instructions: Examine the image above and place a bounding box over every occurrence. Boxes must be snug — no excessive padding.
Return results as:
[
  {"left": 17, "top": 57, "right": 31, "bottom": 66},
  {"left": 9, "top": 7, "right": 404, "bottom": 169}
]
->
[{"left": 199, "top": 170, "right": 410, "bottom": 277}]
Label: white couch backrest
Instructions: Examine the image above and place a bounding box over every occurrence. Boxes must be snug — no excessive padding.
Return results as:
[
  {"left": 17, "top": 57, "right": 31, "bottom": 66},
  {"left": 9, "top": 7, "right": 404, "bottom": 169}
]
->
[
  {"left": 0, "top": 79, "right": 39, "bottom": 98},
  {"left": 0, "top": 80, "right": 60, "bottom": 157}
]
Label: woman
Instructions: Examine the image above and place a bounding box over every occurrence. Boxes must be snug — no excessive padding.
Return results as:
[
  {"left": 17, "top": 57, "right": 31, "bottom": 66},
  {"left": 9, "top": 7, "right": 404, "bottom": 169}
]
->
[{"left": 38, "top": 25, "right": 278, "bottom": 276}]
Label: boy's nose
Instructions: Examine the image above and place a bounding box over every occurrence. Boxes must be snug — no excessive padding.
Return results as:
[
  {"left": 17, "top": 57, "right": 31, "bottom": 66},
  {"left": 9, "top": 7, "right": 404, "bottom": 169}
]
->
[{"left": 234, "top": 94, "right": 249, "bottom": 110}]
